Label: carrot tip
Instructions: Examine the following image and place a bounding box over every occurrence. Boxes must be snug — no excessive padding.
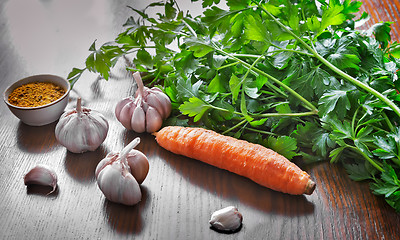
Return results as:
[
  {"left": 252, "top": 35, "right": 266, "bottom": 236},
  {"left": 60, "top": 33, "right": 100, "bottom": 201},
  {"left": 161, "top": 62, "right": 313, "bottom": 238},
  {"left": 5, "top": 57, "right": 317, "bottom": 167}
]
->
[{"left": 304, "top": 179, "right": 316, "bottom": 195}]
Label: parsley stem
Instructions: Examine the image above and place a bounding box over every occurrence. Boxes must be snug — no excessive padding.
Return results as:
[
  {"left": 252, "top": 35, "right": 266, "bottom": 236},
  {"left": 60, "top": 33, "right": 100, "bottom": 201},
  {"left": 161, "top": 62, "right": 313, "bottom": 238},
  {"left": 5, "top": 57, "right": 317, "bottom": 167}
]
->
[
  {"left": 315, "top": 56, "right": 400, "bottom": 117},
  {"left": 257, "top": 111, "right": 317, "bottom": 118},
  {"left": 221, "top": 54, "right": 288, "bottom": 97},
  {"left": 182, "top": 18, "right": 197, "bottom": 38},
  {"left": 268, "top": 49, "right": 314, "bottom": 57},
  {"left": 348, "top": 145, "right": 384, "bottom": 172},
  {"left": 231, "top": 54, "right": 262, "bottom": 58},
  {"left": 256, "top": 1, "right": 400, "bottom": 119},
  {"left": 214, "top": 46, "right": 318, "bottom": 113},
  {"left": 217, "top": 61, "right": 240, "bottom": 70},
  {"left": 351, "top": 107, "right": 360, "bottom": 138},
  {"left": 209, "top": 105, "right": 242, "bottom": 116},
  {"left": 245, "top": 127, "right": 280, "bottom": 137},
  {"left": 382, "top": 112, "right": 395, "bottom": 132},
  {"left": 210, "top": 104, "right": 315, "bottom": 119},
  {"left": 232, "top": 49, "right": 314, "bottom": 57},
  {"left": 222, "top": 119, "right": 247, "bottom": 135}
]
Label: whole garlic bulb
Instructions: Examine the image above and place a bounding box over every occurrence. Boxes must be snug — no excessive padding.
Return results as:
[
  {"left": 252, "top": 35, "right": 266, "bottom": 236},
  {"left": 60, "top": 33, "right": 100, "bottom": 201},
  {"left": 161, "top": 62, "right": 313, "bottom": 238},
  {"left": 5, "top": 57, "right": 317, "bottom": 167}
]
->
[
  {"left": 55, "top": 98, "right": 109, "bottom": 153},
  {"left": 115, "top": 72, "right": 171, "bottom": 133},
  {"left": 95, "top": 137, "right": 149, "bottom": 205}
]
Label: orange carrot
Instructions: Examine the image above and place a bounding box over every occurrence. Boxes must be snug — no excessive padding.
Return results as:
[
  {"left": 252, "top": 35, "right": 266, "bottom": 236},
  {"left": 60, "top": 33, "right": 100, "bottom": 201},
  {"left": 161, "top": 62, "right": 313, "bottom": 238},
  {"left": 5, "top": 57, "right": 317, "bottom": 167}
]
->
[{"left": 154, "top": 126, "right": 315, "bottom": 195}]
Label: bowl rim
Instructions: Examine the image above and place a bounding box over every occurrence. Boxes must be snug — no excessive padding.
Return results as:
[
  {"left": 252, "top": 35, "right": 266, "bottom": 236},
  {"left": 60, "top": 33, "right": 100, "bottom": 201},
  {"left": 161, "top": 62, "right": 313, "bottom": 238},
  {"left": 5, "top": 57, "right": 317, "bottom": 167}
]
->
[{"left": 3, "top": 74, "right": 71, "bottom": 111}]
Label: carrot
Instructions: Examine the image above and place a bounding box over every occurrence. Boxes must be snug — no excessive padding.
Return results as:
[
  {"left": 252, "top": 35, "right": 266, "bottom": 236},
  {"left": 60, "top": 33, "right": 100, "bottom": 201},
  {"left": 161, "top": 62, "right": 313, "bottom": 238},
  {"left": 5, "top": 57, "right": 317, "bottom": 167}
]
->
[{"left": 154, "top": 126, "right": 315, "bottom": 195}]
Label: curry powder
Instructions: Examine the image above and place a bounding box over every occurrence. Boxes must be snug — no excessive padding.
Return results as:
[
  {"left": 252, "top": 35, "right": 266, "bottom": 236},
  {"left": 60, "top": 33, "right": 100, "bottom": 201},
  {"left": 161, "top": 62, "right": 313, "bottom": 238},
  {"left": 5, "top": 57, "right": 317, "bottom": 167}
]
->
[{"left": 8, "top": 82, "right": 66, "bottom": 108}]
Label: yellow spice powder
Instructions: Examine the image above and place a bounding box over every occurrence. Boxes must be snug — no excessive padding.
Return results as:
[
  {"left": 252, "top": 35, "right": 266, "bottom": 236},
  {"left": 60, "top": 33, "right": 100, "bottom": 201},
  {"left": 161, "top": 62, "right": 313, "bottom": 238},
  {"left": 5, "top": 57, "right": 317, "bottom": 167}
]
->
[{"left": 8, "top": 82, "right": 66, "bottom": 108}]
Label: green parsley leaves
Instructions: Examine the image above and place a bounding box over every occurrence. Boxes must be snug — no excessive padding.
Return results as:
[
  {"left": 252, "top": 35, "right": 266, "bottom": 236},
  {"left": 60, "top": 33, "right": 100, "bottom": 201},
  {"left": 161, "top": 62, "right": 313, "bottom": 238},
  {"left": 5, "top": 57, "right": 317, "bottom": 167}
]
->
[{"left": 68, "top": 0, "right": 400, "bottom": 211}]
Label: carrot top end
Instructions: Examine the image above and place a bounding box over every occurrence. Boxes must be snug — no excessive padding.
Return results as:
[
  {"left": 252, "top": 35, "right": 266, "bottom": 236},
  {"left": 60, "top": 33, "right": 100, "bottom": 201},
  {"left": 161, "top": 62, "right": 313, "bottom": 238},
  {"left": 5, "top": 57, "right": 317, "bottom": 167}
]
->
[{"left": 304, "top": 179, "right": 316, "bottom": 195}]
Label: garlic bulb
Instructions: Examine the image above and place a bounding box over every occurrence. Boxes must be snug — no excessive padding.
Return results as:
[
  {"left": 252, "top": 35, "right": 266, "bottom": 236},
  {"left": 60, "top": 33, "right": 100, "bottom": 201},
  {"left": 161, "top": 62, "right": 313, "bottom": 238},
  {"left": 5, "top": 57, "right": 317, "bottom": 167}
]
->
[
  {"left": 115, "top": 72, "right": 171, "bottom": 133},
  {"left": 24, "top": 165, "right": 58, "bottom": 194},
  {"left": 55, "top": 98, "right": 109, "bottom": 153},
  {"left": 95, "top": 137, "right": 149, "bottom": 205},
  {"left": 209, "top": 206, "right": 243, "bottom": 232}
]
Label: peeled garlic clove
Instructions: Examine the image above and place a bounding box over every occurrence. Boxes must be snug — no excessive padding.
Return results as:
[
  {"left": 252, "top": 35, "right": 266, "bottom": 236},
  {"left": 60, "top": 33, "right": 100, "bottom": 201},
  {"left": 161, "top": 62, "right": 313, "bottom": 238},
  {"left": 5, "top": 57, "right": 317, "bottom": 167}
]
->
[
  {"left": 145, "top": 106, "right": 163, "bottom": 133},
  {"left": 96, "top": 162, "right": 142, "bottom": 205},
  {"left": 209, "top": 206, "right": 243, "bottom": 232},
  {"left": 24, "top": 165, "right": 58, "bottom": 194}
]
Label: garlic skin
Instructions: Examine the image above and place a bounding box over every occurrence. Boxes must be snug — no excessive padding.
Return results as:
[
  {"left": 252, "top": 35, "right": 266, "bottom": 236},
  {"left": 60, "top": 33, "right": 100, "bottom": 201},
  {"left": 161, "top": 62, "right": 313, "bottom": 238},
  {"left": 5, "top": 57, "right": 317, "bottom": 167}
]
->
[
  {"left": 96, "top": 161, "right": 142, "bottom": 205},
  {"left": 24, "top": 165, "right": 57, "bottom": 194},
  {"left": 95, "top": 137, "right": 149, "bottom": 205},
  {"left": 55, "top": 98, "right": 109, "bottom": 153},
  {"left": 209, "top": 206, "right": 243, "bottom": 232},
  {"left": 115, "top": 72, "right": 171, "bottom": 133}
]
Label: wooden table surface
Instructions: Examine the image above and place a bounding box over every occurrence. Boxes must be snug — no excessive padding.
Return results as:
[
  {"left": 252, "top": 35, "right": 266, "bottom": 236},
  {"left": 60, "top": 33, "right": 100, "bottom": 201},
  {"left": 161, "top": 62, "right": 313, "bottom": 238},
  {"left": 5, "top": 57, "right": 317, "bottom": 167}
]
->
[{"left": 1, "top": 0, "right": 399, "bottom": 239}]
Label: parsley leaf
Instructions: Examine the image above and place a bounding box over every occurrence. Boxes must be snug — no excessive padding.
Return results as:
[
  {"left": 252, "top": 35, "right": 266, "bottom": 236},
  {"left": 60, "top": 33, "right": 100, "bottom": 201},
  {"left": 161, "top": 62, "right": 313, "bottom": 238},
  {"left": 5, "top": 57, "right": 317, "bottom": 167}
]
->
[
  {"left": 69, "top": 0, "right": 400, "bottom": 211},
  {"left": 179, "top": 97, "right": 212, "bottom": 122},
  {"left": 263, "top": 136, "right": 299, "bottom": 160},
  {"left": 370, "top": 162, "right": 400, "bottom": 211}
]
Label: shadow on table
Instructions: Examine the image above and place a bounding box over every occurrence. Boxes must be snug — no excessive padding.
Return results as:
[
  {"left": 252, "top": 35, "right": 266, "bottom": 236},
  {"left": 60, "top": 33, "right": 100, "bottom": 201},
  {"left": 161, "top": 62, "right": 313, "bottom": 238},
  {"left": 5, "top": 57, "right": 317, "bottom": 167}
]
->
[
  {"left": 122, "top": 130, "right": 314, "bottom": 216},
  {"left": 163, "top": 150, "right": 314, "bottom": 216},
  {"left": 103, "top": 186, "right": 149, "bottom": 235},
  {"left": 26, "top": 184, "right": 59, "bottom": 198},
  {"left": 63, "top": 145, "right": 108, "bottom": 184},
  {"left": 16, "top": 121, "right": 60, "bottom": 153},
  {"left": 122, "top": 131, "right": 315, "bottom": 216}
]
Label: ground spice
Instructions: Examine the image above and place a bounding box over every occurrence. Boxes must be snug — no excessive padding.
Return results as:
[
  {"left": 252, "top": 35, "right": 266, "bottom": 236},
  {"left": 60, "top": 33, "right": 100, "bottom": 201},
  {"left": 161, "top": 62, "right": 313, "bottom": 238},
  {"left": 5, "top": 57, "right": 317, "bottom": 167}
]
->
[{"left": 8, "top": 82, "right": 66, "bottom": 108}]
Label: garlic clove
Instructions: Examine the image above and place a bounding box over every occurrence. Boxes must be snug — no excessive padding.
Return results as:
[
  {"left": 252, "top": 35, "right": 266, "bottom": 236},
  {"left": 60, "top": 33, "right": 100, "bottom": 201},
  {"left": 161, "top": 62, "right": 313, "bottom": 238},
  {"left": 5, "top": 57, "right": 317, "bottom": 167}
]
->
[
  {"left": 146, "top": 92, "right": 170, "bottom": 119},
  {"left": 24, "top": 165, "right": 58, "bottom": 194},
  {"left": 96, "top": 162, "right": 142, "bottom": 205},
  {"left": 95, "top": 152, "right": 118, "bottom": 179},
  {"left": 131, "top": 105, "right": 146, "bottom": 133},
  {"left": 209, "top": 206, "right": 243, "bottom": 232},
  {"left": 126, "top": 150, "right": 149, "bottom": 184},
  {"left": 115, "top": 97, "right": 132, "bottom": 121},
  {"left": 145, "top": 106, "right": 163, "bottom": 133},
  {"left": 118, "top": 100, "right": 135, "bottom": 130},
  {"left": 150, "top": 90, "right": 172, "bottom": 119}
]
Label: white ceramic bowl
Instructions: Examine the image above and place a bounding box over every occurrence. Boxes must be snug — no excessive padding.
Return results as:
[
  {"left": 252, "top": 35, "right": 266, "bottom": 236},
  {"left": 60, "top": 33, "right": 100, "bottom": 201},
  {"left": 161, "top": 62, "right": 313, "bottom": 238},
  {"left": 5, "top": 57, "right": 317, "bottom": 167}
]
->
[{"left": 3, "top": 74, "right": 71, "bottom": 126}]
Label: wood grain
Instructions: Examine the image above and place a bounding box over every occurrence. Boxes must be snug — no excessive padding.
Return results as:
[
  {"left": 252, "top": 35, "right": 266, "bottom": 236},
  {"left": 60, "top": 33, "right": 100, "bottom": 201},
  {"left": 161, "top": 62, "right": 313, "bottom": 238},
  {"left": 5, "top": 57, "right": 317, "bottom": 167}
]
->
[
  {"left": 359, "top": 0, "right": 400, "bottom": 41},
  {"left": 1, "top": 0, "right": 399, "bottom": 239}
]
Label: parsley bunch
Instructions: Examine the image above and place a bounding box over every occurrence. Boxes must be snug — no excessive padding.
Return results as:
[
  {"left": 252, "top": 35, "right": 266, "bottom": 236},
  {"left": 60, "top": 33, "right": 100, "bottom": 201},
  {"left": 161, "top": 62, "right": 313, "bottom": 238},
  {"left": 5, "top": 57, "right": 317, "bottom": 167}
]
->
[{"left": 68, "top": 0, "right": 400, "bottom": 211}]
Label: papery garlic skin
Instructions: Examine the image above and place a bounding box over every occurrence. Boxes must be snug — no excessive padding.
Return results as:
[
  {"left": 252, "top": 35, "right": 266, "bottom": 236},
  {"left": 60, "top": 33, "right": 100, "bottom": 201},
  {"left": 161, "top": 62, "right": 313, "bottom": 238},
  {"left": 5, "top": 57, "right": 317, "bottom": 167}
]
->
[
  {"left": 125, "top": 150, "right": 149, "bottom": 184},
  {"left": 55, "top": 98, "right": 109, "bottom": 153},
  {"left": 24, "top": 165, "right": 57, "bottom": 194},
  {"left": 209, "top": 206, "right": 243, "bottom": 232},
  {"left": 95, "top": 150, "right": 149, "bottom": 184},
  {"left": 115, "top": 72, "right": 171, "bottom": 133},
  {"left": 95, "top": 137, "right": 149, "bottom": 205}
]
